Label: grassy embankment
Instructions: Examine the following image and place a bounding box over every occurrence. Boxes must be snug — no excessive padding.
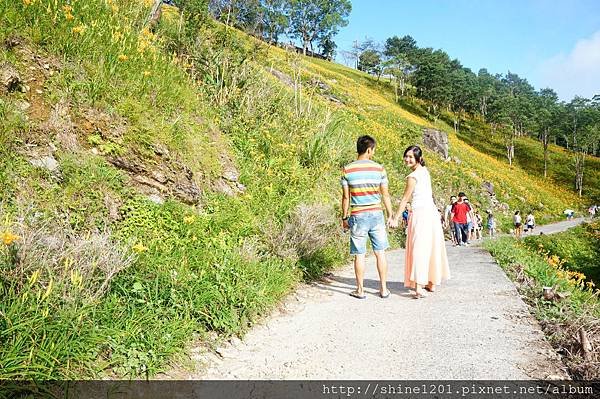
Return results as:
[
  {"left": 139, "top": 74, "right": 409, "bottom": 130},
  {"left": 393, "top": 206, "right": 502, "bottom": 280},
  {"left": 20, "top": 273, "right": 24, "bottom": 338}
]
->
[
  {"left": 0, "top": 0, "right": 588, "bottom": 378},
  {"left": 484, "top": 221, "right": 600, "bottom": 379}
]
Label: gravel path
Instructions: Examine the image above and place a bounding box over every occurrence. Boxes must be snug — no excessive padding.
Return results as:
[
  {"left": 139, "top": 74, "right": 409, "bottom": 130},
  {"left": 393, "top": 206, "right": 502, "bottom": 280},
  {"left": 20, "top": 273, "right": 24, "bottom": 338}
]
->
[{"left": 166, "top": 218, "right": 587, "bottom": 380}]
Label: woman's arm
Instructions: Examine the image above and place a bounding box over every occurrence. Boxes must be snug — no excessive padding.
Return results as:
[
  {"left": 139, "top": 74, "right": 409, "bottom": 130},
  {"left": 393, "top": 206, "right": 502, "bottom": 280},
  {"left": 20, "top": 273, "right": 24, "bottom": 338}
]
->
[{"left": 388, "top": 177, "right": 416, "bottom": 227}]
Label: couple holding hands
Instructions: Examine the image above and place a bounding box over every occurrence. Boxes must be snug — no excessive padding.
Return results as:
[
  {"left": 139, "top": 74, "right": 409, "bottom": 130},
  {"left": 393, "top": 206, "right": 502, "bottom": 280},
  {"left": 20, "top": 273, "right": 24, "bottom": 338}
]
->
[{"left": 341, "top": 136, "right": 450, "bottom": 299}]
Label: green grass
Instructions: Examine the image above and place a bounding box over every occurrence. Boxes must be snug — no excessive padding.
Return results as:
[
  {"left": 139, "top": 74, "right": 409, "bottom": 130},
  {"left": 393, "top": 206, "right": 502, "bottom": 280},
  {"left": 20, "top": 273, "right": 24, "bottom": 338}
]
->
[{"left": 522, "top": 221, "right": 600, "bottom": 284}]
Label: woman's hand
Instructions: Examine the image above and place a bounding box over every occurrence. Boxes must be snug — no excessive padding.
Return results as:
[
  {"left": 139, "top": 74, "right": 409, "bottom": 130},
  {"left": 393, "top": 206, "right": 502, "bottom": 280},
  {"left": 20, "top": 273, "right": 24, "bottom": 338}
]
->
[{"left": 387, "top": 216, "right": 399, "bottom": 229}]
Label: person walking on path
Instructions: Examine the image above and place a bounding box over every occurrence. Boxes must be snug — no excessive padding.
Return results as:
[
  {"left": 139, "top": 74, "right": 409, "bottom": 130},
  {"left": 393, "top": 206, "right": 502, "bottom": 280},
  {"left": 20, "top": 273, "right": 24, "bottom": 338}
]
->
[
  {"left": 513, "top": 211, "right": 523, "bottom": 238},
  {"left": 450, "top": 192, "right": 471, "bottom": 246},
  {"left": 564, "top": 209, "right": 575, "bottom": 220},
  {"left": 525, "top": 211, "right": 535, "bottom": 234},
  {"left": 486, "top": 211, "right": 497, "bottom": 238},
  {"left": 588, "top": 205, "right": 597, "bottom": 218},
  {"left": 389, "top": 145, "right": 450, "bottom": 298},
  {"left": 474, "top": 210, "right": 483, "bottom": 240},
  {"left": 341, "top": 135, "right": 393, "bottom": 299},
  {"left": 443, "top": 195, "right": 458, "bottom": 245}
]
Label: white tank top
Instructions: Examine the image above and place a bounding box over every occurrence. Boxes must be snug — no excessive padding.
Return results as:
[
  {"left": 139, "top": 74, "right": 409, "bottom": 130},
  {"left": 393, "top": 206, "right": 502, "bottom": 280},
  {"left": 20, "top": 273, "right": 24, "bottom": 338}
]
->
[{"left": 407, "top": 166, "right": 435, "bottom": 209}]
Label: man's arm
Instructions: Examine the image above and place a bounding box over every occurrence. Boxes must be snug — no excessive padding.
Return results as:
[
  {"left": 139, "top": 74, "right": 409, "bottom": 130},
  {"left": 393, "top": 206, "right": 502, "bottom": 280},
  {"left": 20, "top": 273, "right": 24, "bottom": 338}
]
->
[
  {"left": 380, "top": 184, "right": 393, "bottom": 219},
  {"left": 341, "top": 185, "right": 350, "bottom": 229}
]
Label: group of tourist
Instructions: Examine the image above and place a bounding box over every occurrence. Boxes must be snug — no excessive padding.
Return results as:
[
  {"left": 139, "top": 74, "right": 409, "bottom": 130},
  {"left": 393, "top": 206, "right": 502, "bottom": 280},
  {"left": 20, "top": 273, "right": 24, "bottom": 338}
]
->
[
  {"left": 511, "top": 210, "right": 536, "bottom": 238},
  {"left": 441, "top": 194, "right": 488, "bottom": 246}
]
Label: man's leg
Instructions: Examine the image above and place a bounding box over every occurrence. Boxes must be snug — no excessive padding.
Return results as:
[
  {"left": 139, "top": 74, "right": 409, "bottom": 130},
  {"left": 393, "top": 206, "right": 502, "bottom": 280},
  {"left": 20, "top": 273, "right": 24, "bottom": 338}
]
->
[
  {"left": 370, "top": 214, "right": 390, "bottom": 296},
  {"left": 373, "top": 250, "right": 388, "bottom": 294},
  {"left": 453, "top": 222, "right": 463, "bottom": 245},
  {"left": 353, "top": 254, "right": 366, "bottom": 294},
  {"left": 460, "top": 223, "right": 469, "bottom": 244},
  {"left": 349, "top": 215, "right": 368, "bottom": 297}
]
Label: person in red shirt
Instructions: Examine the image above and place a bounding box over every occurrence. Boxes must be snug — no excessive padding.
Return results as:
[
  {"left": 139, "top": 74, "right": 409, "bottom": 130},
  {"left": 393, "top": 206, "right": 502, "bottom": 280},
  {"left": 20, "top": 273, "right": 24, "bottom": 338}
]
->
[{"left": 450, "top": 192, "right": 471, "bottom": 246}]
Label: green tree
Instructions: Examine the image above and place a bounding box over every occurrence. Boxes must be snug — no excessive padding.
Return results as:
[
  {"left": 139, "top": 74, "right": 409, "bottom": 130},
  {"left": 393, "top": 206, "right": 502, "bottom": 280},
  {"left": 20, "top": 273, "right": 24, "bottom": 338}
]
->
[
  {"left": 358, "top": 49, "right": 383, "bottom": 78},
  {"left": 476, "top": 68, "right": 499, "bottom": 121},
  {"left": 288, "top": 0, "right": 351, "bottom": 55},
  {"left": 533, "top": 88, "right": 560, "bottom": 178},
  {"left": 411, "top": 48, "right": 453, "bottom": 118},
  {"left": 383, "top": 35, "right": 417, "bottom": 61},
  {"left": 209, "top": 0, "right": 261, "bottom": 32},
  {"left": 259, "top": 0, "right": 290, "bottom": 44},
  {"left": 448, "top": 64, "right": 478, "bottom": 132},
  {"left": 565, "top": 97, "right": 597, "bottom": 196},
  {"left": 318, "top": 33, "right": 337, "bottom": 60},
  {"left": 383, "top": 53, "right": 413, "bottom": 100}
]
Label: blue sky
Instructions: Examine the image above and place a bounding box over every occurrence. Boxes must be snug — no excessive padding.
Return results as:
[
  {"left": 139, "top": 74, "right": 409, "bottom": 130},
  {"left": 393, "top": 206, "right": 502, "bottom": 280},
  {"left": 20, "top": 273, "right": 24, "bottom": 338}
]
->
[{"left": 332, "top": 0, "right": 600, "bottom": 101}]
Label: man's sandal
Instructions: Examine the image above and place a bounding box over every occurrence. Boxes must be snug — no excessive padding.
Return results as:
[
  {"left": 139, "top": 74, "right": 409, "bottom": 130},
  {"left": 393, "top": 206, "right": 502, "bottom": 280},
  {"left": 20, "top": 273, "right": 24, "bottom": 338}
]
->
[
  {"left": 349, "top": 290, "right": 367, "bottom": 299},
  {"left": 380, "top": 290, "right": 391, "bottom": 298}
]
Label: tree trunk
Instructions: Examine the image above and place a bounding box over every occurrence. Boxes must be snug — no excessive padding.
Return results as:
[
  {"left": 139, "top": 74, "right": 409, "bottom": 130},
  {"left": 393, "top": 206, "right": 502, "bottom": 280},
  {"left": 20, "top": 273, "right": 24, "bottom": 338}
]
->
[
  {"left": 574, "top": 151, "right": 586, "bottom": 197},
  {"left": 146, "top": 0, "right": 163, "bottom": 27},
  {"left": 542, "top": 129, "right": 549, "bottom": 178},
  {"left": 507, "top": 131, "right": 515, "bottom": 166}
]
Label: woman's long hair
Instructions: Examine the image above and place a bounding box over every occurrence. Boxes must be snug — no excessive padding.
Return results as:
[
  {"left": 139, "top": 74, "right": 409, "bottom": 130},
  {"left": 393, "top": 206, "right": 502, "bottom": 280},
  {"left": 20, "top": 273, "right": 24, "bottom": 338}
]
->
[{"left": 403, "top": 145, "right": 426, "bottom": 166}]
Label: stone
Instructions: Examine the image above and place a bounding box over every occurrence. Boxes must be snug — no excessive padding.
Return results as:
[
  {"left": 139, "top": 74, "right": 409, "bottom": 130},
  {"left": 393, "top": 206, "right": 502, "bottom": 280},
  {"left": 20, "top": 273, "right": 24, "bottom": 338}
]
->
[
  {"left": 4, "top": 35, "right": 22, "bottom": 50},
  {"left": 173, "top": 182, "right": 201, "bottom": 205},
  {"left": 213, "top": 178, "right": 236, "bottom": 197},
  {"left": 152, "top": 143, "right": 170, "bottom": 157},
  {"left": 482, "top": 181, "right": 495, "bottom": 195},
  {"left": 134, "top": 175, "right": 168, "bottom": 192},
  {"left": 422, "top": 128, "right": 449, "bottom": 159},
  {"left": 309, "top": 78, "right": 330, "bottom": 91},
  {"left": 147, "top": 194, "right": 164, "bottom": 204},
  {"left": 104, "top": 194, "right": 122, "bottom": 221},
  {"left": 222, "top": 167, "right": 239, "bottom": 182},
  {"left": 269, "top": 68, "right": 294, "bottom": 87},
  {"left": 236, "top": 182, "right": 247, "bottom": 193},
  {"left": 15, "top": 100, "right": 30, "bottom": 111},
  {"left": 1, "top": 62, "right": 21, "bottom": 92},
  {"left": 151, "top": 170, "right": 168, "bottom": 184},
  {"left": 324, "top": 94, "right": 343, "bottom": 104},
  {"left": 29, "top": 155, "right": 59, "bottom": 172}
]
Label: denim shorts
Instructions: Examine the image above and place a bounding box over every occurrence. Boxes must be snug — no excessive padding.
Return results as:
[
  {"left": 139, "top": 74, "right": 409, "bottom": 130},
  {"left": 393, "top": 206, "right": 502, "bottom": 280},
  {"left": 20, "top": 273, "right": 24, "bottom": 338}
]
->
[{"left": 348, "top": 211, "right": 389, "bottom": 255}]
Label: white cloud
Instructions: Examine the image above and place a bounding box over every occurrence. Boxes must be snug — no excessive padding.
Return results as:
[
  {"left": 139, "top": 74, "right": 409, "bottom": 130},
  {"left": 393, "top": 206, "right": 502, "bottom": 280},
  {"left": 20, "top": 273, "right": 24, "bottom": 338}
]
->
[{"left": 535, "top": 30, "right": 600, "bottom": 101}]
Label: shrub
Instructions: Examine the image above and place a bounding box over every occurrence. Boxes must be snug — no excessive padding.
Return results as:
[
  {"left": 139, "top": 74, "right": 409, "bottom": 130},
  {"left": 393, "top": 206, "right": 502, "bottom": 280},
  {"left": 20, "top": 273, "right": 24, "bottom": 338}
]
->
[{"left": 1, "top": 209, "right": 135, "bottom": 304}]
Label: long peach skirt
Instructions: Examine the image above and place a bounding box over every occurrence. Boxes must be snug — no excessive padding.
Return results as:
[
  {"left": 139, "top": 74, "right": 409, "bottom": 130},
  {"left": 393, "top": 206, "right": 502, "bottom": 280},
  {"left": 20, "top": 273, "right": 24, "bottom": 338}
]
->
[{"left": 404, "top": 205, "right": 450, "bottom": 288}]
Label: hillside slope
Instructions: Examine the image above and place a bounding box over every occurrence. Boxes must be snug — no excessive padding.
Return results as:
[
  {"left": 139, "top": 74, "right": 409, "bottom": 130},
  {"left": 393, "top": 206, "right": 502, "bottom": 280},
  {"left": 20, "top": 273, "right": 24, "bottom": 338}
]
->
[
  {"left": 0, "top": 0, "right": 588, "bottom": 378},
  {"left": 261, "top": 45, "right": 586, "bottom": 228}
]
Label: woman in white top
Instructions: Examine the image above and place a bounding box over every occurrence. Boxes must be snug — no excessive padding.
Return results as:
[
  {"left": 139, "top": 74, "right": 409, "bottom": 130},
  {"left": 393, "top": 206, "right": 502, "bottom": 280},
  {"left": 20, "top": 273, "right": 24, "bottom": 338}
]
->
[
  {"left": 513, "top": 211, "right": 522, "bottom": 238},
  {"left": 389, "top": 146, "right": 450, "bottom": 298}
]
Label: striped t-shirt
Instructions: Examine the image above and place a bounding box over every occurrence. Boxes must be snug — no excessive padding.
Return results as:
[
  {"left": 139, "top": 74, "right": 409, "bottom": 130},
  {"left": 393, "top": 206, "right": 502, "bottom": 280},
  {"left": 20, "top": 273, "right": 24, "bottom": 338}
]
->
[{"left": 341, "top": 160, "right": 388, "bottom": 215}]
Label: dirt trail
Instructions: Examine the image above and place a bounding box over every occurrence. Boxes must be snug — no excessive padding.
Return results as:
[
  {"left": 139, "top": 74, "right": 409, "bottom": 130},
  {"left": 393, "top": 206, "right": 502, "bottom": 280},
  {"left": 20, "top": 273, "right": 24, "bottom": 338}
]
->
[{"left": 165, "top": 218, "right": 586, "bottom": 380}]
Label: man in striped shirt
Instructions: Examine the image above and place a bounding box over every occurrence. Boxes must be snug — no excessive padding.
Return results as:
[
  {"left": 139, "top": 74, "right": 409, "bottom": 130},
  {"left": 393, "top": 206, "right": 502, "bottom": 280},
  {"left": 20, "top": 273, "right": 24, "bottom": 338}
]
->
[{"left": 341, "top": 135, "right": 393, "bottom": 299}]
